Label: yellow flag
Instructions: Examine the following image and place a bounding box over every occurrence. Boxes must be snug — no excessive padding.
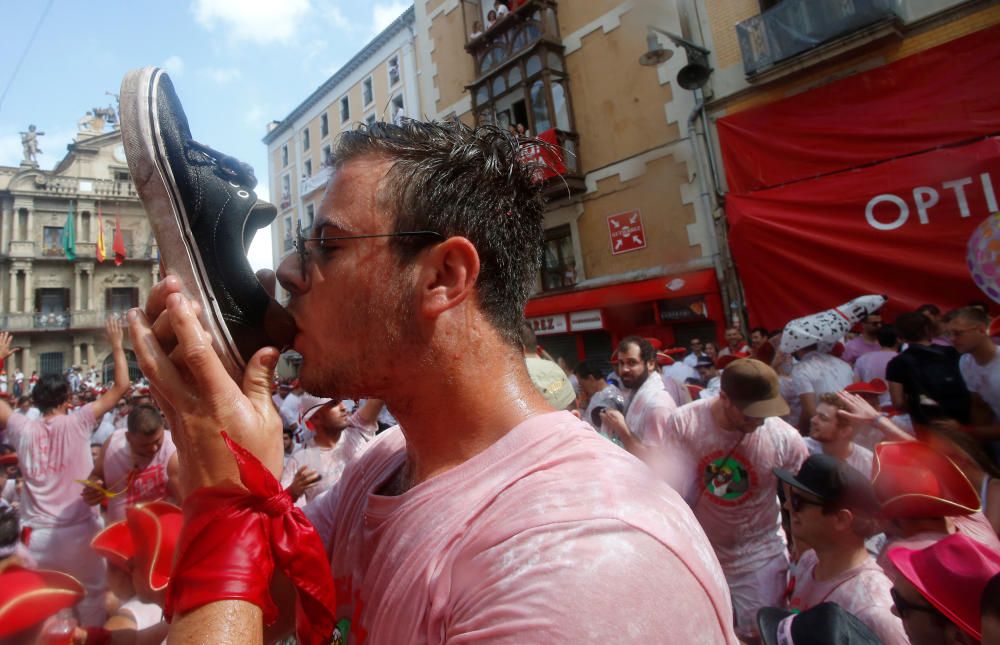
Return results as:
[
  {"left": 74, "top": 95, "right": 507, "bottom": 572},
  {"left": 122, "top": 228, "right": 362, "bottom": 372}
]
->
[{"left": 96, "top": 205, "right": 106, "bottom": 263}]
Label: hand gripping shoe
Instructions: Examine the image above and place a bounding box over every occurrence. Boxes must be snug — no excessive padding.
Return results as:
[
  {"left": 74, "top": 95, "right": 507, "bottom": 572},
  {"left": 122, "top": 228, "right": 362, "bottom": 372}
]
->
[{"left": 119, "top": 67, "right": 296, "bottom": 379}]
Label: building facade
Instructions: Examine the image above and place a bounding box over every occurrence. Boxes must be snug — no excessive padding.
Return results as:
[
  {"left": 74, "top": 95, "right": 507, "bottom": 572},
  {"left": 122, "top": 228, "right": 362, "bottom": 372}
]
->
[
  {"left": 0, "top": 112, "right": 158, "bottom": 381},
  {"left": 411, "top": 0, "right": 731, "bottom": 364},
  {"left": 690, "top": 0, "right": 1000, "bottom": 329}
]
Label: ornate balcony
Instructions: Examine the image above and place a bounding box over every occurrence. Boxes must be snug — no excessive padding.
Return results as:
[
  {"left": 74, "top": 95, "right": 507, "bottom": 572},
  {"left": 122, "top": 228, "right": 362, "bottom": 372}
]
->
[
  {"left": 300, "top": 165, "right": 334, "bottom": 199},
  {"left": 0, "top": 309, "right": 132, "bottom": 332},
  {"left": 32, "top": 176, "right": 139, "bottom": 198}
]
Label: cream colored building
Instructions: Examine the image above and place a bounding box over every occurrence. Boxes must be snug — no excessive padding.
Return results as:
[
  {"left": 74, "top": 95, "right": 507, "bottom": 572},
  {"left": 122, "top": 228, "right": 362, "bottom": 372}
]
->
[
  {"left": 412, "top": 0, "right": 729, "bottom": 362},
  {"left": 0, "top": 113, "right": 158, "bottom": 381},
  {"left": 264, "top": 6, "right": 419, "bottom": 305}
]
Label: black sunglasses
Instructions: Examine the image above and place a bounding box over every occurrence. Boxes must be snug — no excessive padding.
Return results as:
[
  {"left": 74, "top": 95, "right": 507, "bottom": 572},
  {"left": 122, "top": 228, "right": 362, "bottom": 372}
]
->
[
  {"left": 294, "top": 223, "right": 444, "bottom": 280},
  {"left": 788, "top": 491, "right": 826, "bottom": 513},
  {"left": 890, "top": 587, "right": 940, "bottom": 619}
]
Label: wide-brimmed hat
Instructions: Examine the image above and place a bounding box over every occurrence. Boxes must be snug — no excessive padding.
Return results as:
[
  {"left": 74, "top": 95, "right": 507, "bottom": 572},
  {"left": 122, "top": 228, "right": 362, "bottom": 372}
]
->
[
  {"left": 0, "top": 452, "right": 17, "bottom": 468},
  {"left": 0, "top": 566, "right": 84, "bottom": 638},
  {"left": 889, "top": 533, "right": 1000, "bottom": 641},
  {"left": 780, "top": 295, "right": 887, "bottom": 353},
  {"left": 655, "top": 351, "right": 675, "bottom": 366},
  {"left": 758, "top": 603, "right": 881, "bottom": 645},
  {"left": 719, "top": 358, "right": 789, "bottom": 418},
  {"left": 90, "top": 500, "right": 183, "bottom": 591},
  {"left": 872, "top": 441, "right": 980, "bottom": 518}
]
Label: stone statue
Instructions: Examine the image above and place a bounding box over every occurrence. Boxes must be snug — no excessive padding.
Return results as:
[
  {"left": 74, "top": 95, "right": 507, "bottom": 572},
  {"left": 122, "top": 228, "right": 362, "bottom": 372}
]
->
[
  {"left": 93, "top": 106, "right": 117, "bottom": 126},
  {"left": 20, "top": 125, "right": 44, "bottom": 164}
]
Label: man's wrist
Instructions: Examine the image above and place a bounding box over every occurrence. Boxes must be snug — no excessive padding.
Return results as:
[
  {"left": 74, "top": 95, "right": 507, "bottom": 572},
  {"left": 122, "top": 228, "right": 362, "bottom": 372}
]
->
[{"left": 869, "top": 412, "right": 889, "bottom": 428}]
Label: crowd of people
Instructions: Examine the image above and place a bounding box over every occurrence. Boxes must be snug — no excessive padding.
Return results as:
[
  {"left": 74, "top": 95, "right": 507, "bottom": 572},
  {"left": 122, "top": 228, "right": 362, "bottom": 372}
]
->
[{"left": 1, "top": 114, "right": 1000, "bottom": 644}]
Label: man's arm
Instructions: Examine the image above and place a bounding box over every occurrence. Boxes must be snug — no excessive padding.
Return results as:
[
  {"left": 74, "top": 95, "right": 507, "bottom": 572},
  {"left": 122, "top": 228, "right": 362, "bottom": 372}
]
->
[
  {"left": 888, "top": 381, "right": 907, "bottom": 412},
  {"left": 165, "top": 452, "right": 182, "bottom": 505},
  {"left": 92, "top": 317, "right": 131, "bottom": 421},
  {"left": 0, "top": 332, "right": 19, "bottom": 427},
  {"left": 81, "top": 437, "right": 112, "bottom": 506},
  {"left": 969, "top": 392, "right": 998, "bottom": 426},
  {"left": 354, "top": 399, "right": 385, "bottom": 428}
]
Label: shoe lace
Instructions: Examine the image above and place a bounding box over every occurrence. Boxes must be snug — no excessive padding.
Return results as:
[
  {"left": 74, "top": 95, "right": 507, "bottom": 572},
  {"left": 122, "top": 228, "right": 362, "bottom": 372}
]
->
[{"left": 186, "top": 140, "right": 258, "bottom": 189}]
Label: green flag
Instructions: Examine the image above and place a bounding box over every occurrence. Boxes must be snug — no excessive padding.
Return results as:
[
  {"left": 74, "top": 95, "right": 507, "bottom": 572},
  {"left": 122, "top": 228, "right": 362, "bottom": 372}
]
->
[{"left": 63, "top": 202, "right": 76, "bottom": 261}]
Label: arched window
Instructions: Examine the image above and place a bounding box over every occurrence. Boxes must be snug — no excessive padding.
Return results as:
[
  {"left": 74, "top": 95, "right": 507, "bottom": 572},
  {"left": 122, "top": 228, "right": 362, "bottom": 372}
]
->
[
  {"left": 530, "top": 80, "right": 552, "bottom": 133},
  {"left": 492, "top": 75, "right": 506, "bottom": 96},
  {"left": 551, "top": 80, "right": 570, "bottom": 131}
]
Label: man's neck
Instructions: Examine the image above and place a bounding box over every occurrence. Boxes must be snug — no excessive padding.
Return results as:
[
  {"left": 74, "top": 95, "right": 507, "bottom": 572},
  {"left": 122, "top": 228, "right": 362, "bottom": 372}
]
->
[
  {"left": 384, "top": 328, "right": 551, "bottom": 492},
  {"left": 970, "top": 339, "right": 997, "bottom": 366},
  {"left": 312, "top": 429, "right": 341, "bottom": 449},
  {"left": 812, "top": 540, "right": 870, "bottom": 581},
  {"left": 862, "top": 332, "right": 877, "bottom": 343},
  {"left": 821, "top": 437, "right": 853, "bottom": 461}
]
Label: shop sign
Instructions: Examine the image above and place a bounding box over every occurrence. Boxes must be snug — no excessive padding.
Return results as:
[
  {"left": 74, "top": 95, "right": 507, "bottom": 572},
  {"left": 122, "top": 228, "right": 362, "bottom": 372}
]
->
[
  {"left": 608, "top": 210, "right": 646, "bottom": 255},
  {"left": 528, "top": 314, "right": 568, "bottom": 335},
  {"left": 659, "top": 297, "right": 709, "bottom": 321},
  {"left": 569, "top": 309, "right": 604, "bottom": 331}
]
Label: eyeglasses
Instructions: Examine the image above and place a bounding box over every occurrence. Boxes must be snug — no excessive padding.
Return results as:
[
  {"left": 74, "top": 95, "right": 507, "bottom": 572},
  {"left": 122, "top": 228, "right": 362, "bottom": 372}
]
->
[
  {"left": 788, "top": 491, "right": 826, "bottom": 513},
  {"left": 294, "top": 223, "right": 444, "bottom": 280},
  {"left": 890, "top": 587, "right": 940, "bottom": 619}
]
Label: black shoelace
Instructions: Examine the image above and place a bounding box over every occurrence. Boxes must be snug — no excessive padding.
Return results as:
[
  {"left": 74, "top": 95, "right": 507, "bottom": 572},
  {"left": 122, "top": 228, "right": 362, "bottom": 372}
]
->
[{"left": 187, "top": 139, "right": 258, "bottom": 189}]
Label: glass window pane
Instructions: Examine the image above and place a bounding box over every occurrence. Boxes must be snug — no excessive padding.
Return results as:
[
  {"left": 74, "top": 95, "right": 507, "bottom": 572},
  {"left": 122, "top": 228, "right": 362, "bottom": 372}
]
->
[
  {"left": 476, "top": 85, "right": 489, "bottom": 106},
  {"left": 530, "top": 80, "right": 552, "bottom": 134},
  {"left": 526, "top": 55, "right": 542, "bottom": 77},
  {"left": 552, "top": 81, "right": 570, "bottom": 131},
  {"left": 547, "top": 52, "right": 563, "bottom": 72},
  {"left": 508, "top": 66, "right": 522, "bottom": 85},
  {"left": 492, "top": 75, "right": 506, "bottom": 95}
]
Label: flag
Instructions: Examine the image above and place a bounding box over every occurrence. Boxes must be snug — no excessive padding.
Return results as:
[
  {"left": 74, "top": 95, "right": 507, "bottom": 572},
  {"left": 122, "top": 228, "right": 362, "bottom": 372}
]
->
[
  {"left": 96, "top": 205, "right": 106, "bottom": 263},
  {"left": 113, "top": 208, "right": 127, "bottom": 266},
  {"left": 62, "top": 202, "right": 76, "bottom": 261}
]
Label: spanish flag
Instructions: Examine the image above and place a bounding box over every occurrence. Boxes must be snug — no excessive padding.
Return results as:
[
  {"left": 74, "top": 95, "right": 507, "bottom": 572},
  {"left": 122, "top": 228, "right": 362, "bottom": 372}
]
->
[
  {"left": 96, "top": 205, "right": 106, "bottom": 263},
  {"left": 113, "top": 209, "right": 127, "bottom": 266}
]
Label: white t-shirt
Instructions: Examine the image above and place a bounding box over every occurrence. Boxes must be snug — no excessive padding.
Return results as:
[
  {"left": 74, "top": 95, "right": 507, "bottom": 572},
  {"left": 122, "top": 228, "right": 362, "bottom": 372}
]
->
[
  {"left": 803, "top": 437, "right": 874, "bottom": 478},
  {"left": 649, "top": 398, "right": 809, "bottom": 576},
  {"left": 278, "top": 392, "right": 303, "bottom": 427},
  {"left": 791, "top": 351, "right": 855, "bottom": 399},
  {"left": 625, "top": 371, "right": 677, "bottom": 444},
  {"left": 281, "top": 411, "right": 376, "bottom": 503},
  {"left": 6, "top": 404, "right": 99, "bottom": 528},
  {"left": 959, "top": 351, "right": 1000, "bottom": 419},
  {"left": 788, "top": 550, "right": 908, "bottom": 645},
  {"left": 304, "top": 411, "right": 738, "bottom": 644}
]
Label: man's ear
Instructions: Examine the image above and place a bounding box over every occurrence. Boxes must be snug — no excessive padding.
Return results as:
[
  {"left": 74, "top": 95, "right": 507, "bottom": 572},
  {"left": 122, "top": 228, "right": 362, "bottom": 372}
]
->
[{"left": 416, "top": 236, "right": 480, "bottom": 319}]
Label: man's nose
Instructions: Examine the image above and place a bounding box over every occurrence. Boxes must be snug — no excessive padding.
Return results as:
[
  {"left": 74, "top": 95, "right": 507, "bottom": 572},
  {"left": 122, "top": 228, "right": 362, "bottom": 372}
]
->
[{"left": 276, "top": 253, "right": 306, "bottom": 296}]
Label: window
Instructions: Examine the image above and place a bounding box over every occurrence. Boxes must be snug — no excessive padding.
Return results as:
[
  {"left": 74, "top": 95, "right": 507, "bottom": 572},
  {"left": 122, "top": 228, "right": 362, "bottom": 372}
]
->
[
  {"left": 281, "top": 174, "right": 291, "bottom": 209},
  {"left": 390, "top": 95, "right": 405, "bottom": 125},
  {"left": 362, "top": 77, "right": 374, "bottom": 107},
  {"left": 302, "top": 128, "right": 310, "bottom": 151},
  {"left": 365, "top": 113, "right": 377, "bottom": 128},
  {"left": 388, "top": 56, "right": 400, "bottom": 86},
  {"left": 304, "top": 159, "right": 312, "bottom": 177},
  {"left": 305, "top": 204, "right": 315, "bottom": 230},
  {"left": 42, "top": 226, "right": 64, "bottom": 256},
  {"left": 284, "top": 216, "right": 294, "bottom": 251},
  {"left": 320, "top": 113, "right": 329, "bottom": 138},
  {"left": 541, "top": 225, "right": 576, "bottom": 291},
  {"left": 340, "top": 96, "right": 350, "bottom": 123},
  {"left": 281, "top": 144, "right": 288, "bottom": 167},
  {"left": 106, "top": 287, "right": 139, "bottom": 312},
  {"left": 322, "top": 144, "right": 333, "bottom": 166}
]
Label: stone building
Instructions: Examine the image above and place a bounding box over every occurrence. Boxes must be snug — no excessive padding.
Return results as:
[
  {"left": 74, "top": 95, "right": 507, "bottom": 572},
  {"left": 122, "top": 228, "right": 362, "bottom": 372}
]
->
[{"left": 0, "top": 111, "right": 158, "bottom": 381}]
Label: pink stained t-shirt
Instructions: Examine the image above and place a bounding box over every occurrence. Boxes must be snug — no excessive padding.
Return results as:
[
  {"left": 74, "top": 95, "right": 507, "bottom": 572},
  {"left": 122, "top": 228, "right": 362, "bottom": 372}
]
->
[
  {"left": 788, "top": 550, "right": 908, "bottom": 645},
  {"left": 5, "top": 404, "right": 99, "bottom": 528},
  {"left": 651, "top": 398, "right": 809, "bottom": 576},
  {"left": 102, "top": 428, "right": 177, "bottom": 523},
  {"left": 304, "top": 411, "right": 738, "bottom": 644}
]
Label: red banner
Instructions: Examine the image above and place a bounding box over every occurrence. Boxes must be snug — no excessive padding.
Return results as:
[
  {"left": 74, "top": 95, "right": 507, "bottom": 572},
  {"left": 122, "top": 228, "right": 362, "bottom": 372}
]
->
[
  {"left": 727, "top": 137, "right": 1000, "bottom": 330},
  {"left": 520, "top": 128, "right": 566, "bottom": 182},
  {"left": 717, "top": 23, "right": 1000, "bottom": 194}
]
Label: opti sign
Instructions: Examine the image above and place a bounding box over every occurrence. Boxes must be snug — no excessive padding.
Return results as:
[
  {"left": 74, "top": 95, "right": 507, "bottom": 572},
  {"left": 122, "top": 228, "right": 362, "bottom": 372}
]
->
[{"left": 608, "top": 210, "right": 646, "bottom": 255}]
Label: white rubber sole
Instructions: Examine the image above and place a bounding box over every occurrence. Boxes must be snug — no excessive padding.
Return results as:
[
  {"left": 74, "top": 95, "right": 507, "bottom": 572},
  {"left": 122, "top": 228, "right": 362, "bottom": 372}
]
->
[{"left": 119, "top": 67, "right": 245, "bottom": 379}]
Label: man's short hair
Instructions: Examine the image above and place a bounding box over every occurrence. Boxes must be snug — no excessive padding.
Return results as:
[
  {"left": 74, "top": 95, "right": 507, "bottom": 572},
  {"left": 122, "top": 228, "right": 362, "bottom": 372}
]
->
[
  {"left": 750, "top": 327, "right": 768, "bottom": 338},
  {"left": 518, "top": 322, "right": 538, "bottom": 353},
  {"left": 943, "top": 306, "right": 989, "bottom": 327},
  {"left": 818, "top": 392, "right": 848, "bottom": 421},
  {"left": 31, "top": 375, "right": 69, "bottom": 413},
  {"left": 875, "top": 325, "right": 898, "bottom": 349},
  {"left": 333, "top": 120, "right": 545, "bottom": 347},
  {"left": 894, "top": 312, "right": 931, "bottom": 343},
  {"left": 127, "top": 403, "right": 164, "bottom": 436},
  {"left": 916, "top": 303, "right": 940, "bottom": 316},
  {"left": 618, "top": 336, "right": 656, "bottom": 364},
  {"left": 574, "top": 360, "right": 605, "bottom": 381}
]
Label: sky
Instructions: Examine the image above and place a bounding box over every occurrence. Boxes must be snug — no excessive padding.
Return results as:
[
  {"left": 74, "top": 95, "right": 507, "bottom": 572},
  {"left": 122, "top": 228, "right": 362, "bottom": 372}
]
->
[{"left": 0, "top": 0, "right": 411, "bottom": 271}]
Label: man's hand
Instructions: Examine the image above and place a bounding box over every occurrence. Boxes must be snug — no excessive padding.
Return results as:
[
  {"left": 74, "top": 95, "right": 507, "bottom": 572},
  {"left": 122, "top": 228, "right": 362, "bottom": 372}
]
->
[
  {"left": 287, "top": 466, "right": 320, "bottom": 501},
  {"left": 599, "top": 409, "right": 631, "bottom": 443},
  {"left": 80, "top": 478, "right": 106, "bottom": 506},
  {"left": 129, "top": 276, "right": 283, "bottom": 496},
  {"left": 0, "top": 331, "right": 20, "bottom": 361},
  {"left": 106, "top": 316, "right": 124, "bottom": 350}
]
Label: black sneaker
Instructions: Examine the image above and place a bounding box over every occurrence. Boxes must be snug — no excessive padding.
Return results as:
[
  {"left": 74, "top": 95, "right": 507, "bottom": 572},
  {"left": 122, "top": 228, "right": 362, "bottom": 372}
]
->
[{"left": 119, "top": 66, "right": 295, "bottom": 378}]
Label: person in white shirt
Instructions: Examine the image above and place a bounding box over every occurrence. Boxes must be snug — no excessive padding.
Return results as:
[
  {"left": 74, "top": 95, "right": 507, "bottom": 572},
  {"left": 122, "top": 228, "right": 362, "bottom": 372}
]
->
[
  {"left": 805, "top": 393, "right": 874, "bottom": 477},
  {"left": 271, "top": 381, "right": 290, "bottom": 412},
  {"left": 493, "top": 0, "right": 509, "bottom": 18},
  {"left": 790, "top": 345, "right": 854, "bottom": 434},
  {"left": 683, "top": 337, "right": 709, "bottom": 368},
  {"left": 277, "top": 381, "right": 304, "bottom": 428},
  {"left": 947, "top": 307, "right": 1000, "bottom": 424}
]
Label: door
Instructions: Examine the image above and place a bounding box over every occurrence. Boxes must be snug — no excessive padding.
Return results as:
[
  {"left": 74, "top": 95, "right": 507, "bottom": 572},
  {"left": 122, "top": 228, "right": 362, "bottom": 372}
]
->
[{"left": 40, "top": 352, "right": 64, "bottom": 376}]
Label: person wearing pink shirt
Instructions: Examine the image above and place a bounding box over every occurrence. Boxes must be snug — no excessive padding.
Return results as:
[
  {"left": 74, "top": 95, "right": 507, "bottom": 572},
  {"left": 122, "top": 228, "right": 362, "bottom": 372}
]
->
[
  {"left": 608, "top": 358, "right": 808, "bottom": 640},
  {"left": 611, "top": 336, "right": 678, "bottom": 444},
  {"left": 842, "top": 313, "right": 884, "bottom": 366},
  {"left": 128, "top": 121, "right": 738, "bottom": 643},
  {"left": 0, "top": 320, "right": 131, "bottom": 626}
]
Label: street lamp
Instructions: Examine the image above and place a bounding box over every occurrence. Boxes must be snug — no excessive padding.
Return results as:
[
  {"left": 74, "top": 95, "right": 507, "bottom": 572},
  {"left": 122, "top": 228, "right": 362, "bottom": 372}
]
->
[{"left": 638, "top": 27, "right": 713, "bottom": 90}]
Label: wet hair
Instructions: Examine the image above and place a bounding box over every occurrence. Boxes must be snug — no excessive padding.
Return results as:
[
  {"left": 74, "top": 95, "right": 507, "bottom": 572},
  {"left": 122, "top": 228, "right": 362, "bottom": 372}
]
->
[
  {"left": 127, "top": 403, "right": 164, "bottom": 436},
  {"left": 518, "top": 322, "right": 538, "bottom": 352},
  {"left": 574, "top": 360, "right": 606, "bottom": 381},
  {"left": 334, "top": 120, "right": 544, "bottom": 347},
  {"left": 875, "top": 324, "right": 898, "bottom": 349},
  {"left": 894, "top": 312, "right": 931, "bottom": 343},
  {"left": 31, "top": 375, "right": 70, "bottom": 413},
  {"left": 943, "top": 306, "right": 989, "bottom": 327},
  {"left": 618, "top": 336, "right": 656, "bottom": 364}
]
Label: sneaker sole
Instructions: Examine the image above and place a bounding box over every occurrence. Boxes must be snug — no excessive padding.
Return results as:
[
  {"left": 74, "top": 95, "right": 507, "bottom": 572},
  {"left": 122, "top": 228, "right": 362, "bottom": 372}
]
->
[{"left": 119, "top": 67, "right": 245, "bottom": 379}]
